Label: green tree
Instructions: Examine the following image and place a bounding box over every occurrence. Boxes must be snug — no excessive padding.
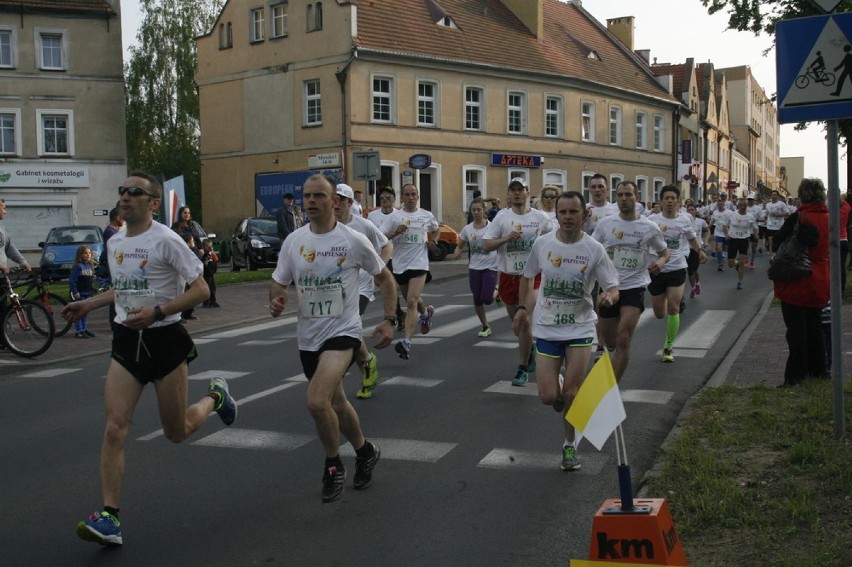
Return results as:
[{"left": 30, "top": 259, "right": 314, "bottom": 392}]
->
[
  {"left": 124, "top": 0, "right": 223, "bottom": 224},
  {"left": 703, "top": 0, "right": 852, "bottom": 158}
]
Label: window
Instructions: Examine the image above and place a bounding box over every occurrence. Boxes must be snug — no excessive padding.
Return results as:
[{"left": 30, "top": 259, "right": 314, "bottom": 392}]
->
[
  {"left": 653, "top": 114, "right": 664, "bottom": 152},
  {"left": 36, "top": 30, "right": 66, "bottom": 70},
  {"left": 610, "top": 174, "right": 624, "bottom": 203},
  {"left": 250, "top": 8, "right": 265, "bottom": 42},
  {"left": 463, "top": 166, "right": 486, "bottom": 210},
  {"left": 304, "top": 80, "right": 321, "bottom": 126},
  {"left": 609, "top": 105, "right": 622, "bottom": 146},
  {"left": 271, "top": 3, "right": 288, "bottom": 37},
  {"left": 545, "top": 96, "right": 562, "bottom": 138},
  {"left": 372, "top": 76, "right": 394, "bottom": 123},
  {"left": 508, "top": 91, "right": 525, "bottom": 135},
  {"left": 218, "top": 22, "right": 233, "bottom": 48},
  {"left": 581, "top": 101, "right": 595, "bottom": 142},
  {"left": 0, "top": 109, "right": 21, "bottom": 155},
  {"left": 417, "top": 80, "right": 438, "bottom": 127},
  {"left": 654, "top": 178, "right": 665, "bottom": 202},
  {"left": 581, "top": 172, "right": 594, "bottom": 202},
  {"left": 0, "top": 27, "right": 16, "bottom": 68},
  {"left": 465, "top": 86, "right": 483, "bottom": 131},
  {"left": 508, "top": 169, "right": 529, "bottom": 188},
  {"left": 543, "top": 170, "right": 566, "bottom": 191},
  {"left": 37, "top": 109, "right": 74, "bottom": 156},
  {"left": 636, "top": 176, "right": 648, "bottom": 203},
  {"left": 635, "top": 111, "right": 647, "bottom": 149},
  {"left": 307, "top": 3, "right": 322, "bottom": 32}
]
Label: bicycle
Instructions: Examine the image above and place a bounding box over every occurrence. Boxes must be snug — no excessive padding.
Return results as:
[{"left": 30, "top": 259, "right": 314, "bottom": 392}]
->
[
  {"left": 795, "top": 68, "right": 835, "bottom": 88},
  {"left": 11, "top": 269, "right": 72, "bottom": 337},
  {"left": 0, "top": 268, "right": 55, "bottom": 358}
]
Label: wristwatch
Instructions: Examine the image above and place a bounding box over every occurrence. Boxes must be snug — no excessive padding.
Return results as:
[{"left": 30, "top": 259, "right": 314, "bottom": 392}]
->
[
  {"left": 154, "top": 305, "right": 166, "bottom": 321},
  {"left": 383, "top": 315, "right": 397, "bottom": 326}
]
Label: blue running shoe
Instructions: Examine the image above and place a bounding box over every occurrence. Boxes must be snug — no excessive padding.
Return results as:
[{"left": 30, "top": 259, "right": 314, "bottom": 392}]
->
[
  {"left": 77, "top": 511, "right": 122, "bottom": 546},
  {"left": 419, "top": 305, "right": 434, "bottom": 334},
  {"left": 511, "top": 368, "right": 528, "bottom": 387},
  {"left": 209, "top": 377, "right": 237, "bottom": 426},
  {"left": 395, "top": 340, "right": 411, "bottom": 360}
]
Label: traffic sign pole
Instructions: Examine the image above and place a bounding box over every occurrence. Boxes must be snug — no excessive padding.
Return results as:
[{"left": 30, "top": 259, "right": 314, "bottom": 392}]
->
[{"left": 826, "top": 120, "right": 845, "bottom": 440}]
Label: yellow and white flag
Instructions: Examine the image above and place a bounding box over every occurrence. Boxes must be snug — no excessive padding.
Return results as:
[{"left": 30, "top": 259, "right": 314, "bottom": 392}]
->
[{"left": 565, "top": 352, "right": 626, "bottom": 451}]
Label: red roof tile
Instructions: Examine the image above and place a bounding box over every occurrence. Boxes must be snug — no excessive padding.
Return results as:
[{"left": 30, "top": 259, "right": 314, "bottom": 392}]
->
[{"left": 353, "top": 0, "right": 676, "bottom": 103}]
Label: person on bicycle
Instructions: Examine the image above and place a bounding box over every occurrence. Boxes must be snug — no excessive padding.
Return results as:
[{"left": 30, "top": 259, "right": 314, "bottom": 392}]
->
[
  {"left": 0, "top": 199, "right": 32, "bottom": 277},
  {"left": 809, "top": 51, "right": 826, "bottom": 80}
]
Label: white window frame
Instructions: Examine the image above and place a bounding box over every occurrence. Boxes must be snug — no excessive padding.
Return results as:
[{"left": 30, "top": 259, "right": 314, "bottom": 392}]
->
[
  {"left": 609, "top": 105, "right": 622, "bottom": 146},
  {"left": 545, "top": 95, "right": 563, "bottom": 138},
  {"left": 250, "top": 8, "right": 265, "bottom": 42},
  {"left": 507, "top": 90, "right": 526, "bottom": 135},
  {"left": 635, "top": 111, "right": 647, "bottom": 150},
  {"left": 463, "top": 165, "right": 487, "bottom": 209},
  {"left": 609, "top": 174, "right": 624, "bottom": 203},
  {"left": 581, "top": 101, "right": 595, "bottom": 142},
  {"left": 417, "top": 80, "right": 439, "bottom": 128},
  {"left": 636, "top": 176, "right": 649, "bottom": 203},
  {"left": 581, "top": 171, "right": 595, "bottom": 203},
  {"left": 36, "top": 109, "right": 74, "bottom": 156},
  {"left": 508, "top": 169, "right": 529, "bottom": 187},
  {"left": 653, "top": 114, "right": 665, "bottom": 152},
  {"left": 35, "top": 28, "right": 67, "bottom": 71},
  {"left": 464, "top": 85, "right": 484, "bottom": 131},
  {"left": 0, "top": 108, "right": 22, "bottom": 156},
  {"left": 371, "top": 75, "right": 395, "bottom": 124},
  {"left": 271, "top": 3, "right": 288, "bottom": 38},
  {"left": 542, "top": 169, "right": 566, "bottom": 192},
  {"left": 653, "top": 178, "right": 665, "bottom": 202},
  {"left": 0, "top": 26, "right": 18, "bottom": 68},
  {"left": 303, "top": 80, "right": 321, "bottom": 126}
]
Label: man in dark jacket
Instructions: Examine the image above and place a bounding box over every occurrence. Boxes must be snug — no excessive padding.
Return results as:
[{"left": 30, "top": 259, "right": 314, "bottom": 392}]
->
[{"left": 276, "top": 193, "right": 297, "bottom": 240}]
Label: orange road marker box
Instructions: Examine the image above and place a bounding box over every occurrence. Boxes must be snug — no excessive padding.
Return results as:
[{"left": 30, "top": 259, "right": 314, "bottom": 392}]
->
[{"left": 587, "top": 498, "right": 688, "bottom": 565}]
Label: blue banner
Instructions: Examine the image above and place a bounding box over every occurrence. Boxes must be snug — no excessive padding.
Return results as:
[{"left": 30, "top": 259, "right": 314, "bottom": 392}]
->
[{"left": 255, "top": 169, "right": 342, "bottom": 217}]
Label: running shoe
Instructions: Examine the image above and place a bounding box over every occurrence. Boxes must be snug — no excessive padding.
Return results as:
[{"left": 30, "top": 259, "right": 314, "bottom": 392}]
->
[
  {"left": 83, "top": 330, "right": 96, "bottom": 338},
  {"left": 511, "top": 368, "right": 528, "bottom": 387},
  {"left": 419, "top": 305, "right": 434, "bottom": 334},
  {"left": 356, "top": 354, "right": 379, "bottom": 399},
  {"left": 593, "top": 345, "right": 605, "bottom": 360},
  {"left": 561, "top": 445, "right": 581, "bottom": 471},
  {"left": 477, "top": 325, "right": 492, "bottom": 338},
  {"left": 526, "top": 340, "right": 537, "bottom": 373},
  {"left": 76, "top": 511, "right": 122, "bottom": 546},
  {"left": 717, "top": 265, "right": 725, "bottom": 272},
  {"left": 322, "top": 464, "right": 346, "bottom": 503},
  {"left": 689, "top": 286, "right": 696, "bottom": 299},
  {"left": 394, "top": 340, "right": 411, "bottom": 360},
  {"left": 662, "top": 347, "right": 674, "bottom": 363},
  {"left": 209, "top": 377, "right": 238, "bottom": 426},
  {"left": 736, "top": 281, "right": 743, "bottom": 290},
  {"left": 694, "top": 283, "right": 702, "bottom": 296},
  {"left": 353, "top": 442, "right": 381, "bottom": 490}
]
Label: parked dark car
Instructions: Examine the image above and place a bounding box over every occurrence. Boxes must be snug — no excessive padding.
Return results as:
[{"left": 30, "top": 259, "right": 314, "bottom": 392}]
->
[
  {"left": 230, "top": 217, "right": 281, "bottom": 271},
  {"left": 39, "top": 225, "right": 105, "bottom": 281}
]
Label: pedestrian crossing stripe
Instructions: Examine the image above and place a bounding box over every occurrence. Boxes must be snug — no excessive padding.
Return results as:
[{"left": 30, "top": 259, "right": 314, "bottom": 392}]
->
[
  {"left": 478, "top": 448, "right": 607, "bottom": 473},
  {"left": 194, "top": 428, "right": 314, "bottom": 451},
  {"left": 339, "top": 438, "right": 457, "bottom": 462},
  {"left": 379, "top": 375, "right": 444, "bottom": 388},
  {"left": 239, "top": 339, "right": 290, "bottom": 346},
  {"left": 188, "top": 370, "right": 251, "bottom": 382},
  {"left": 19, "top": 367, "right": 81, "bottom": 378}
]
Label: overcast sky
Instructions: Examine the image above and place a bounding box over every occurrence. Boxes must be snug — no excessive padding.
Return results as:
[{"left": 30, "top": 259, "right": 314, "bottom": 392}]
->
[{"left": 119, "top": 0, "right": 848, "bottom": 189}]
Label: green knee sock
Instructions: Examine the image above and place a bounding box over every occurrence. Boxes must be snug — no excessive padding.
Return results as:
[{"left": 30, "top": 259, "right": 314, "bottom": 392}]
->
[{"left": 665, "top": 314, "right": 680, "bottom": 348}]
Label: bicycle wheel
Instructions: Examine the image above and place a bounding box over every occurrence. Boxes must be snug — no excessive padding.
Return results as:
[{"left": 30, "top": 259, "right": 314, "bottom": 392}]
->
[
  {"left": 823, "top": 72, "right": 836, "bottom": 87},
  {"left": 36, "top": 293, "right": 72, "bottom": 337},
  {"left": 795, "top": 74, "right": 810, "bottom": 89},
  {"left": 2, "top": 300, "right": 55, "bottom": 357}
]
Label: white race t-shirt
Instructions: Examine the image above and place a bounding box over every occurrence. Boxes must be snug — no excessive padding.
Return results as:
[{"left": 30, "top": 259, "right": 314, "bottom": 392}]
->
[
  {"left": 765, "top": 201, "right": 789, "bottom": 230},
  {"left": 272, "top": 223, "right": 385, "bottom": 351},
  {"left": 344, "top": 214, "right": 389, "bottom": 301},
  {"left": 711, "top": 208, "right": 732, "bottom": 232},
  {"left": 459, "top": 221, "right": 498, "bottom": 271},
  {"left": 591, "top": 215, "right": 667, "bottom": 290},
  {"left": 524, "top": 232, "right": 619, "bottom": 342},
  {"left": 647, "top": 212, "right": 696, "bottom": 272},
  {"left": 367, "top": 208, "right": 398, "bottom": 236},
  {"left": 483, "top": 208, "right": 554, "bottom": 275},
  {"left": 584, "top": 202, "right": 619, "bottom": 235},
  {"left": 388, "top": 208, "right": 439, "bottom": 273},
  {"left": 108, "top": 221, "right": 203, "bottom": 326},
  {"left": 726, "top": 212, "right": 758, "bottom": 239}
]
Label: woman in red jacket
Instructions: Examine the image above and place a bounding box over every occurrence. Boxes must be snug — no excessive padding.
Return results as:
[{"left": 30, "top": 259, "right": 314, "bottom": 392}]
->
[{"left": 773, "top": 178, "right": 830, "bottom": 386}]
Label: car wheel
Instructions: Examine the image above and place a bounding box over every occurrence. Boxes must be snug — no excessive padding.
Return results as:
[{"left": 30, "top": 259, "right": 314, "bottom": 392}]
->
[{"left": 429, "top": 242, "right": 448, "bottom": 262}]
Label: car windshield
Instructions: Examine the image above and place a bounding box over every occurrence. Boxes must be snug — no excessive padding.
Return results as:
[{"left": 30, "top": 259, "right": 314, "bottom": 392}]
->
[
  {"left": 46, "top": 228, "right": 101, "bottom": 245},
  {"left": 248, "top": 219, "right": 278, "bottom": 236}
]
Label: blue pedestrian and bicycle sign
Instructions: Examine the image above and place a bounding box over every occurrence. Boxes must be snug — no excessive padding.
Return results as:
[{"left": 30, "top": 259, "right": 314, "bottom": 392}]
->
[{"left": 777, "top": 12, "right": 852, "bottom": 123}]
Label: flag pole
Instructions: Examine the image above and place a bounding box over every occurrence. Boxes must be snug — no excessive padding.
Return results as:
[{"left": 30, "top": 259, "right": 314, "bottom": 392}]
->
[{"left": 615, "top": 424, "right": 634, "bottom": 511}]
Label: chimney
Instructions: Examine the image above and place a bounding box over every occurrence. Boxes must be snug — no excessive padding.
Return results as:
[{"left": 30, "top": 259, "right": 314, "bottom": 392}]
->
[
  {"left": 636, "top": 49, "right": 650, "bottom": 64},
  {"left": 606, "top": 16, "right": 634, "bottom": 51},
  {"left": 501, "top": 0, "right": 543, "bottom": 40}
]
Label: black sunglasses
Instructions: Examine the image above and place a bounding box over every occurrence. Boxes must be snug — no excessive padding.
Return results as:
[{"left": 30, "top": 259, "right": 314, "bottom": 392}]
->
[{"left": 118, "top": 185, "right": 156, "bottom": 198}]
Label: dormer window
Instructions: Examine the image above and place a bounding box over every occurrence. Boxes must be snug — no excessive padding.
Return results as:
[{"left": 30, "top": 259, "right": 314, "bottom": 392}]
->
[
  {"left": 438, "top": 16, "right": 457, "bottom": 29},
  {"left": 587, "top": 51, "right": 600, "bottom": 60},
  {"left": 426, "top": 0, "right": 458, "bottom": 29}
]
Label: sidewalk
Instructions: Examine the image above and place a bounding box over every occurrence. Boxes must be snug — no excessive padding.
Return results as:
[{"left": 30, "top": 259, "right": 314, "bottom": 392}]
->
[{"left": 4, "top": 259, "right": 850, "bottom": 388}]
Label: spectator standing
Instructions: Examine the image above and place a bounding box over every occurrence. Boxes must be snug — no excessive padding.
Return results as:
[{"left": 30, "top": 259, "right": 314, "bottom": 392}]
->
[
  {"left": 276, "top": 193, "right": 298, "bottom": 240},
  {"left": 201, "top": 238, "right": 219, "bottom": 308},
  {"left": 69, "top": 245, "right": 97, "bottom": 338},
  {"left": 773, "top": 178, "right": 830, "bottom": 386}
]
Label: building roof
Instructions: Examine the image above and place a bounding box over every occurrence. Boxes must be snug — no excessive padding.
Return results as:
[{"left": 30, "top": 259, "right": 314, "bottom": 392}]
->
[
  {"left": 0, "top": 0, "right": 115, "bottom": 15},
  {"left": 650, "top": 63, "right": 691, "bottom": 99},
  {"left": 353, "top": 0, "right": 676, "bottom": 103}
]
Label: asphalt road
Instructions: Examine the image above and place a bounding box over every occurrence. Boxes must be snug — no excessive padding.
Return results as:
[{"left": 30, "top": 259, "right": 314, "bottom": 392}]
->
[{"left": 0, "top": 264, "right": 771, "bottom": 566}]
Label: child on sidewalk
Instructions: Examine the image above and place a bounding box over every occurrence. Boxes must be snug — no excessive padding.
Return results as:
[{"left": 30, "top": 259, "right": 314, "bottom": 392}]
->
[
  {"left": 69, "top": 245, "right": 97, "bottom": 338},
  {"left": 201, "top": 238, "right": 219, "bottom": 307}
]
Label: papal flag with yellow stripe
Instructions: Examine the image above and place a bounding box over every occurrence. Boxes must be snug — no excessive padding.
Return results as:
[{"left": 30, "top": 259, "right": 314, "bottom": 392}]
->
[{"left": 565, "top": 352, "right": 626, "bottom": 451}]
